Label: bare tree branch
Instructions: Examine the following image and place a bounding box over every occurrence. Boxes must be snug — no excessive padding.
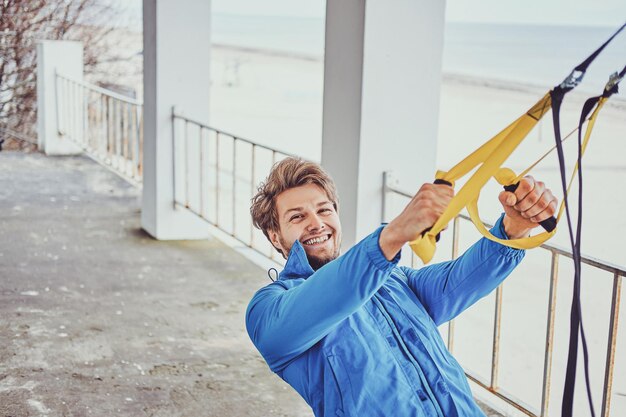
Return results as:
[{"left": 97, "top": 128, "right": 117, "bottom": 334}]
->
[{"left": 0, "top": 0, "right": 140, "bottom": 150}]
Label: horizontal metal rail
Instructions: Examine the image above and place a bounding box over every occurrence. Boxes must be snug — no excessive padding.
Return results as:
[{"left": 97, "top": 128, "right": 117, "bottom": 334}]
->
[
  {"left": 171, "top": 110, "right": 297, "bottom": 159},
  {"left": 383, "top": 178, "right": 626, "bottom": 276},
  {"left": 56, "top": 72, "right": 143, "bottom": 105},
  {"left": 382, "top": 172, "right": 624, "bottom": 417},
  {"left": 55, "top": 72, "right": 143, "bottom": 183}
]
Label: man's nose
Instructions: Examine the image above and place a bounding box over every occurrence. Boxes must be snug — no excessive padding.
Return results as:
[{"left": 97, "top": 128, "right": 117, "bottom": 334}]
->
[{"left": 307, "top": 214, "right": 325, "bottom": 231}]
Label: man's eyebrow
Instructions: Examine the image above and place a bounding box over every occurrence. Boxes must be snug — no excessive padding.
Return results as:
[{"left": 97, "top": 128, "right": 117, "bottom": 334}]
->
[
  {"left": 283, "top": 201, "right": 332, "bottom": 219},
  {"left": 283, "top": 207, "right": 303, "bottom": 219}
]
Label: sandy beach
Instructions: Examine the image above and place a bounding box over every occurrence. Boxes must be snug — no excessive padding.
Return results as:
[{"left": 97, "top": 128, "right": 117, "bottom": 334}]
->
[{"left": 207, "top": 44, "right": 626, "bottom": 417}]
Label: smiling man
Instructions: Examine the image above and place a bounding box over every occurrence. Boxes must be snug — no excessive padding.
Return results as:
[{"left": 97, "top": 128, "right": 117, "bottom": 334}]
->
[
  {"left": 246, "top": 157, "right": 556, "bottom": 417},
  {"left": 269, "top": 182, "right": 341, "bottom": 270}
]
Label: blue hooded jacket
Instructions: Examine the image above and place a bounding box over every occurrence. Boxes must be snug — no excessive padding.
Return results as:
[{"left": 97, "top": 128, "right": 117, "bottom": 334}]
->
[{"left": 246, "top": 215, "right": 524, "bottom": 417}]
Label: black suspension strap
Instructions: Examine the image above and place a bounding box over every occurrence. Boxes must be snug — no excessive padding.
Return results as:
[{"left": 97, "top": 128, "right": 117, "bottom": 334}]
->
[{"left": 554, "top": 23, "right": 626, "bottom": 417}]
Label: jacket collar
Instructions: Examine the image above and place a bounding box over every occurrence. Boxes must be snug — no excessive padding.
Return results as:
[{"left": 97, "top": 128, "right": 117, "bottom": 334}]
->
[{"left": 279, "top": 240, "right": 315, "bottom": 280}]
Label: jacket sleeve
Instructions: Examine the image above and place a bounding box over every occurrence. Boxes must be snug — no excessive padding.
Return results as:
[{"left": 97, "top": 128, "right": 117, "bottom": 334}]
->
[
  {"left": 400, "top": 214, "right": 525, "bottom": 326},
  {"left": 245, "top": 226, "right": 399, "bottom": 372}
]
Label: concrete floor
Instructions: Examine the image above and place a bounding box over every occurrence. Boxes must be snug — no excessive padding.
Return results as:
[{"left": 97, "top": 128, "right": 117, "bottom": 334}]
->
[{"left": 0, "top": 152, "right": 311, "bottom": 417}]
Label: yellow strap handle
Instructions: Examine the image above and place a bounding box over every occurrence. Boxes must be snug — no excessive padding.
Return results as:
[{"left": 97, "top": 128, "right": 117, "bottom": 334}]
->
[
  {"left": 471, "top": 97, "right": 606, "bottom": 248},
  {"left": 409, "top": 94, "right": 605, "bottom": 264}
]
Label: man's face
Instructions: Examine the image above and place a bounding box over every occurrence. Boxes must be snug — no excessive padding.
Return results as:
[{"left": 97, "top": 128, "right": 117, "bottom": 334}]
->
[{"left": 269, "top": 183, "right": 341, "bottom": 270}]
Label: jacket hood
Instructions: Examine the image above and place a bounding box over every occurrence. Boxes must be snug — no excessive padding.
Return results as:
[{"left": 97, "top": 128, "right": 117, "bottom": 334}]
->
[{"left": 279, "top": 240, "right": 315, "bottom": 281}]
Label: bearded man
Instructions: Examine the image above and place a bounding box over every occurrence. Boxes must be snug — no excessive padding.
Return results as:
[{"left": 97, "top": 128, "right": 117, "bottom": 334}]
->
[{"left": 246, "top": 157, "right": 557, "bottom": 417}]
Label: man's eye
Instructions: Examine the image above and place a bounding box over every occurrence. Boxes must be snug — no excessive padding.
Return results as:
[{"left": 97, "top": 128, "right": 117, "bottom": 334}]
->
[
  {"left": 290, "top": 214, "right": 303, "bottom": 222},
  {"left": 319, "top": 208, "right": 332, "bottom": 214}
]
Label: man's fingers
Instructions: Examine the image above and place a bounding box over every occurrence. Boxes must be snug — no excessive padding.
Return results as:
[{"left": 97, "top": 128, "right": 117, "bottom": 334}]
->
[
  {"left": 513, "top": 175, "right": 535, "bottom": 203},
  {"left": 499, "top": 191, "right": 517, "bottom": 207},
  {"left": 415, "top": 184, "right": 454, "bottom": 208},
  {"left": 521, "top": 189, "right": 554, "bottom": 219},
  {"left": 405, "top": 183, "right": 455, "bottom": 236},
  {"left": 515, "top": 178, "right": 545, "bottom": 213},
  {"left": 415, "top": 183, "right": 454, "bottom": 200},
  {"left": 433, "top": 182, "right": 454, "bottom": 197},
  {"left": 529, "top": 198, "right": 558, "bottom": 223}
]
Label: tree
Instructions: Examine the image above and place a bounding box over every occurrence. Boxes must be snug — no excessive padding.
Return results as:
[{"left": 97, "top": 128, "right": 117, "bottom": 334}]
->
[{"left": 0, "top": 0, "right": 140, "bottom": 151}]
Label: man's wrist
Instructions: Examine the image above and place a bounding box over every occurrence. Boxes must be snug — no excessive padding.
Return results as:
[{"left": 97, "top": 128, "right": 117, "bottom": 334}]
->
[
  {"left": 379, "top": 222, "right": 406, "bottom": 261},
  {"left": 502, "top": 215, "right": 531, "bottom": 239}
]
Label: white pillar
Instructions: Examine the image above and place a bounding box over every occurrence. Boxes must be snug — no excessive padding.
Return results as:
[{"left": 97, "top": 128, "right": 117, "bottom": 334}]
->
[
  {"left": 141, "top": 0, "right": 212, "bottom": 240},
  {"left": 322, "top": 0, "right": 446, "bottom": 249},
  {"left": 36, "top": 40, "right": 83, "bottom": 155}
]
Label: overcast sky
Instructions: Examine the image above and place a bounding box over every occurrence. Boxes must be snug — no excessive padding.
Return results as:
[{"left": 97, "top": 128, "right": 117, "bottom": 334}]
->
[
  {"left": 207, "top": 0, "right": 625, "bottom": 27},
  {"left": 123, "top": 1, "right": 625, "bottom": 28}
]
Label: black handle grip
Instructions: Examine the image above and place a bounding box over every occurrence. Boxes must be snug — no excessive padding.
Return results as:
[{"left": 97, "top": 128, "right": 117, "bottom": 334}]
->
[
  {"left": 421, "top": 179, "right": 453, "bottom": 242},
  {"left": 503, "top": 183, "right": 557, "bottom": 232}
]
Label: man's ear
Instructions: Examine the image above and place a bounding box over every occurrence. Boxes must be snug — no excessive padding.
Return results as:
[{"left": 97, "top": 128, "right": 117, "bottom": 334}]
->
[{"left": 268, "top": 230, "right": 284, "bottom": 255}]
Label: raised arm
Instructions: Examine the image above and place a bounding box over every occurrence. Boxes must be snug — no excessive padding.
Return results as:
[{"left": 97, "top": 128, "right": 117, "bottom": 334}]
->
[
  {"left": 400, "top": 175, "right": 557, "bottom": 325},
  {"left": 400, "top": 215, "right": 524, "bottom": 325}
]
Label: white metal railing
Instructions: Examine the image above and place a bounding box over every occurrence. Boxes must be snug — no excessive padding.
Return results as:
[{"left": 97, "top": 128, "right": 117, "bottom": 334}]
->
[
  {"left": 55, "top": 72, "right": 143, "bottom": 183},
  {"left": 171, "top": 109, "right": 295, "bottom": 263},
  {"left": 382, "top": 172, "right": 624, "bottom": 417}
]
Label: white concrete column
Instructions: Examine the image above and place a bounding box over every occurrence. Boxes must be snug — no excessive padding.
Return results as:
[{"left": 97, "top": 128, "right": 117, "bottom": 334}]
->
[
  {"left": 36, "top": 40, "right": 83, "bottom": 155},
  {"left": 141, "top": 0, "right": 212, "bottom": 240},
  {"left": 322, "top": 0, "right": 446, "bottom": 249}
]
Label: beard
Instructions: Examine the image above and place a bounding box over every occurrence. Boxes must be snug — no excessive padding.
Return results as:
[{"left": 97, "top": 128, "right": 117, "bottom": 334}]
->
[
  {"left": 279, "top": 235, "right": 340, "bottom": 271},
  {"left": 306, "top": 249, "right": 340, "bottom": 270}
]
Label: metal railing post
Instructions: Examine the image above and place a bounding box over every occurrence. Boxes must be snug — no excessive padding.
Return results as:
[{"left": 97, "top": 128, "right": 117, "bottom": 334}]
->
[
  {"left": 490, "top": 285, "right": 503, "bottom": 390},
  {"left": 199, "top": 127, "right": 205, "bottom": 218},
  {"left": 100, "top": 95, "right": 106, "bottom": 157},
  {"left": 184, "top": 120, "right": 190, "bottom": 208},
  {"left": 83, "top": 84, "right": 88, "bottom": 149},
  {"left": 122, "top": 101, "right": 129, "bottom": 174},
  {"left": 540, "top": 251, "right": 560, "bottom": 417},
  {"left": 116, "top": 99, "right": 121, "bottom": 168},
  {"left": 250, "top": 144, "right": 256, "bottom": 247},
  {"left": 54, "top": 71, "right": 63, "bottom": 136},
  {"left": 447, "top": 216, "right": 461, "bottom": 353},
  {"left": 215, "top": 131, "right": 220, "bottom": 227},
  {"left": 601, "top": 273, "right": 623, "bottom": 417},
  {"left": 138, "top": 109, "right": 144, "bottom": 178},
  {"left": 232, "top": 138, "right": 237, "bottom": 237},
  {"left": 270, "top": 150, "right": 278, "bottom": 261},
  {"left": 171, "top": 107, "right": 177, "bottom": 208},
  {"left": 131, "top": 104, "right": 138, "bottom": 178},
  {"left": 107, "top": 96, "right": 113, "bottom": 161},
  {"left": 382, "top": 171, "right": 389, "bottom": 223}
]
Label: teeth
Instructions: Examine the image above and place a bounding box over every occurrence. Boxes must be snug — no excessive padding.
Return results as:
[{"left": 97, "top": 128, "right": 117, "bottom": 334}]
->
[{"left": 304, "top": 235, "right": 329, "bottom": 245}]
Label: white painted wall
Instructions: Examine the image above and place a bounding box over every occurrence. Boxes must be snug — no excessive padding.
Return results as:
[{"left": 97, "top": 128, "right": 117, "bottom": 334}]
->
[
  {"left": 37, "top": 41, "right": 83, "bottom": 155},
  {"left": 141, "top": 0, "right": 212, "bottom": 240},
  {"left": 322, "top": 0, "right": 446, "bottom": 249}
]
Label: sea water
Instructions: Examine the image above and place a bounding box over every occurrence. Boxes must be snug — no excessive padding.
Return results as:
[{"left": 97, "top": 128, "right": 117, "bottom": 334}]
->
[{"left": 212, "top": 14, "right": 626, "bottom": 93}]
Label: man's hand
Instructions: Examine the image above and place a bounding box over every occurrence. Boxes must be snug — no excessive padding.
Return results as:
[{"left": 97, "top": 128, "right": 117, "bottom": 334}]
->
[
  {"left": 499, "top": 175, "right": 558, "bottom": 239},
  {"left": 380, "top": 183, "right": 454, "bottom": 260}
]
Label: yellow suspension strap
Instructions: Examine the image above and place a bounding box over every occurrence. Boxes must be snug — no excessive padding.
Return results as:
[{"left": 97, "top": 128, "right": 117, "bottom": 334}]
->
[
  {"left": 465, "top": 88, "right": 611, "bottom": 251},
  {"left": 409, "top": 23, "right": 626, "bottom": 265},
  {"left": 409, "top": 93, "right": 556, "bottom": 264}
]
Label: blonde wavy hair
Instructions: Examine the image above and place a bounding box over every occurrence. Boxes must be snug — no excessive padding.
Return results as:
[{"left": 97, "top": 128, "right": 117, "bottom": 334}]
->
[{"left": 250, "top": 157, "right": 339, "bottom": 255}]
